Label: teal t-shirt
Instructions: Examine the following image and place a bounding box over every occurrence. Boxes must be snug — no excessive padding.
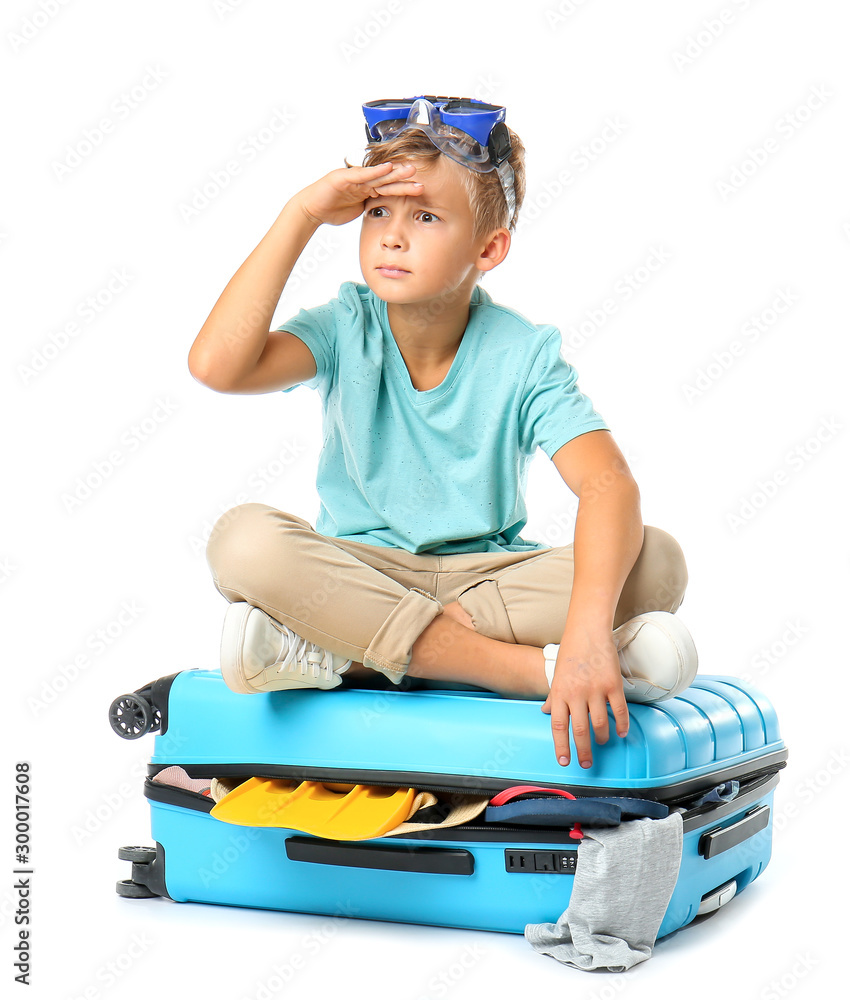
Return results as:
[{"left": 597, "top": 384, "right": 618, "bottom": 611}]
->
[{"left": 279, "top": 281, "right": 608, "bottom": 554}]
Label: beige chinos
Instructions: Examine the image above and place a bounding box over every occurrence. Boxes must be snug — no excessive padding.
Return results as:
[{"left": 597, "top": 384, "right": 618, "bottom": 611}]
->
[{"left": 206, "top": 503, "right": 688, "bottom": 685}]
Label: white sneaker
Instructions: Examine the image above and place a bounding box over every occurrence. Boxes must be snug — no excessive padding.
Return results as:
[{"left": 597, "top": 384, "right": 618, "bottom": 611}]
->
[
  {"left": 220, "top": 602, "right": 352, "bottom": 694},
  {"left": 542, "top": 611, "right": 698, "bottom": 703}
]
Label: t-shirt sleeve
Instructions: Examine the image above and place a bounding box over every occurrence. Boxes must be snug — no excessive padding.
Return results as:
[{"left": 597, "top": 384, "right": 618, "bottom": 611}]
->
[
  {"left": 275, "top": 298, "right": 336, "bottom": 395},
  {"left": 518, "top": 330, "right": 609, "bottom": 458}
]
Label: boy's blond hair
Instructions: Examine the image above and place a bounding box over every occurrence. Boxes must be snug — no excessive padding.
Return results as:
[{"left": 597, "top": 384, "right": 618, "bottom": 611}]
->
[{"left": 352, "top": 125, "right": 526, "bottom": 280}]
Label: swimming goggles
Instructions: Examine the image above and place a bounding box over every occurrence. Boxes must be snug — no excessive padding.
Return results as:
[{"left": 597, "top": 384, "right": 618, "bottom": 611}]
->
[{"left": 362, "top": 96, "right": 516, "bottom": 225}]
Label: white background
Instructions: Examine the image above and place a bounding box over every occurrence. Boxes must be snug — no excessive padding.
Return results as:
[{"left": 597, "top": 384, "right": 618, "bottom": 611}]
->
[{"left": 5, "top": 1, "right": 848, "bottom": 998}]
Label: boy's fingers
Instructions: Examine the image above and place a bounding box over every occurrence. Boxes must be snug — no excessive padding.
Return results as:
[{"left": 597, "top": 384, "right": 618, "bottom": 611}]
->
[
  {"left": 589, "top": 696, "right": 610, "bottom": 746},
  {"left": 352, "top": 162, "right": 414, "bottom": 176},
  {"left": 569, "top": 705, "right": 593, "bottom": 769},
  {"left": 549, "top": 701, "right": 571, "bottom": 767},
  {"left": 372, "top": 180, "right": 423, "bottom": 193},
  {"left": 350, "top": 163, "right": 422, "bottom": 198},
  {"left": 610, "top": 689, "right": 630, "bottom": 739}
]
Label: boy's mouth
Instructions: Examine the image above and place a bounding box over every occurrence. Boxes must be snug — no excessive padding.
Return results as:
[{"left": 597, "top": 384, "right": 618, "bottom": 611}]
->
[{"left": 376, "top": 265, "right": 410, "bottom": 277}]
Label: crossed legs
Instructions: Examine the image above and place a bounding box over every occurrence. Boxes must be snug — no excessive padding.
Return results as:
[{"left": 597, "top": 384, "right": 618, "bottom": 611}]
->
[
  {"left": 347, "top": 600, "right": 549, "bottom": 699},
  {"left": 207, "top": 505, "right": 689, "bottom": 696}
]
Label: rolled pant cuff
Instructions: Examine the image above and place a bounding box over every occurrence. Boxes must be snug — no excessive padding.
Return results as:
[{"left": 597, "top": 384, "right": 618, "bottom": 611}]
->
[
  {"left": 457, "top": 578, "right": 517, "bottom": 644},
  {"left": 363, "top": 587, "right": 443, "bottom": 684}
]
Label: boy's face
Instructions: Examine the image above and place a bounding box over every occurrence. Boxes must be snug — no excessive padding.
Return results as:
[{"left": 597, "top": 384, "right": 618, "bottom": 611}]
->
[{"left": 359, "top": 155, "right": 496, "bottom": 306}]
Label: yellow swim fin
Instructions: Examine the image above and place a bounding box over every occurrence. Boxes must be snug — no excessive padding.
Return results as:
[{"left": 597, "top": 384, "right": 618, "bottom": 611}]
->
[{"left": 210, "top": 778, "right": 417, "bottom": 840}]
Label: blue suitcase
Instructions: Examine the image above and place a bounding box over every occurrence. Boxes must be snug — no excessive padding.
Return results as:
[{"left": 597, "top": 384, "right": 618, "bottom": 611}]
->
[{"left": 109, "top": 670, "right": 786, "bottom": 938}]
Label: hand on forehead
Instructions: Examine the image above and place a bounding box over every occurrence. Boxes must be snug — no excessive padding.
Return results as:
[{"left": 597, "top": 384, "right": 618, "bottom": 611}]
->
[{"left": 367, "top": 157, "right": 466, "bottom": 208}]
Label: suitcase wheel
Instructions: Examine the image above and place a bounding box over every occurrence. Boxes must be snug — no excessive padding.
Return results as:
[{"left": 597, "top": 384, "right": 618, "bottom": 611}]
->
[
  {"left": 115, "top": 878, "right": 158, "bottom": 899},
  {"left": 118, "top": 845, "right": 157, "bottom": 864},
  {"left": 116, "top": 845, "right": 167, "bottom": 900},
  {"left": 109, "top": 693, "right": 154, "bottom": 739}
]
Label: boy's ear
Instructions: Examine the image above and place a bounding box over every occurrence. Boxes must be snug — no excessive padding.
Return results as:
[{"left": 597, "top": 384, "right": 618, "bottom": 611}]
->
[{"left": 477, "top": 227, "right": 511, "bottom": 274}]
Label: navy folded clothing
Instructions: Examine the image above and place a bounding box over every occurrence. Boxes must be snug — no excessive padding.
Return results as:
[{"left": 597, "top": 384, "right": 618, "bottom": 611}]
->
[{"left": 485, "top": 794, "right": 668, "bottom": 828}]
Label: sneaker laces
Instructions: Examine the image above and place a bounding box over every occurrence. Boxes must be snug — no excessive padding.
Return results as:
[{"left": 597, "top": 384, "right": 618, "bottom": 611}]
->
[{"left": 273, "top": 631, "right": 335, "bottom": 683}]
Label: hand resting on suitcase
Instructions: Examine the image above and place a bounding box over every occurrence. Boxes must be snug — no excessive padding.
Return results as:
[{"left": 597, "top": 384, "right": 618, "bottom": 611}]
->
[
  {"left": 542, "top": 622, "right": 630, "bottom": 771},
  {"left": 536, "top": 432, "right": 642, "bottom": 769}
]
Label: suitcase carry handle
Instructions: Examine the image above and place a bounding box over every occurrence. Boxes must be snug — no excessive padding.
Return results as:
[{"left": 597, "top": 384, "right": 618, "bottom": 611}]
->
[
  {"left": 698, "top": 805, "right": 770, "bottom": 859},
  {"left": 285, "top": 836, "right": 474, "bottom": 875}
]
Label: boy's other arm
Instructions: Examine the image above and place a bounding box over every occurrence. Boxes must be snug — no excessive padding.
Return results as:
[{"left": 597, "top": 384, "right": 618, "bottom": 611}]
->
[{"left": 542, "top": 429, "right": 643, "bottom": 768}]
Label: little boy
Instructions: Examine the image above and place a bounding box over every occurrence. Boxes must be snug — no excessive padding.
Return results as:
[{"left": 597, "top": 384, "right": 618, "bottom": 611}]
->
[{"left": 188, "top": 96, "right": 697, "bottom": 770}]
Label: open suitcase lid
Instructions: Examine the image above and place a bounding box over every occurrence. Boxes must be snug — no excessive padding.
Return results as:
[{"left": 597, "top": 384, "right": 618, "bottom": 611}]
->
[{"left": 141, "top": 671, "right": 787, "bottom": 801}]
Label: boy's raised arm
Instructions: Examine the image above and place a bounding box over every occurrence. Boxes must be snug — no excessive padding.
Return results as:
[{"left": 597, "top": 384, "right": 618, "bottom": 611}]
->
[
  {"left": 188, "top": 162, "right": 423, "bottom": 394},
  {"left": 188, "top": 198, "right": 321, "bottom": 394}
]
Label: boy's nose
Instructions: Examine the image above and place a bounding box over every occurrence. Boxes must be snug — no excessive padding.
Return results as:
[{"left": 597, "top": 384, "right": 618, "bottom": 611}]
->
[{"left": 381, "top": 232, "right": 405, "bottom": 250}]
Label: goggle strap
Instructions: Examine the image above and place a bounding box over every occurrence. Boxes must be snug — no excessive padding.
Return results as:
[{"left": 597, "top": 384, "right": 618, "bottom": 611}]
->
[
  {"left": 488, "top": 122, "right": 512, "bottom": 167},
  {"left": 496, "top": 159, "right": 517, "bottom": 228}
]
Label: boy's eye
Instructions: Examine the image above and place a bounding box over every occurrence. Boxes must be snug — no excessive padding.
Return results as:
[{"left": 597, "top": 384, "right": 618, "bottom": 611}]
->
[{"left": 366, "top": 207, "right": 439, "bottom": 223}]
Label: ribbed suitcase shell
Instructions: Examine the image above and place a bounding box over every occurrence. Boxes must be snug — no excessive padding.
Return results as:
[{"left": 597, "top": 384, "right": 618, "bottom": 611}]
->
[{"left": 135, "top": 671, "right": 786, "bottom": 938}]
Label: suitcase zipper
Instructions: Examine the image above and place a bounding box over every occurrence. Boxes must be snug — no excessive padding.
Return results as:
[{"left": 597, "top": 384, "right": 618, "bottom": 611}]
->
[
  {"left": 143, "top": 779, "right": 586, "bottom": 842},
  {"left": 152, "top": 767, "right": 568, "bottom": 799},
  {"left": 144, "top": 767, "right": 782, "bottom": 843},
  {"left": 150, "top": 760, "right": 786, "bottom": 811}
]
